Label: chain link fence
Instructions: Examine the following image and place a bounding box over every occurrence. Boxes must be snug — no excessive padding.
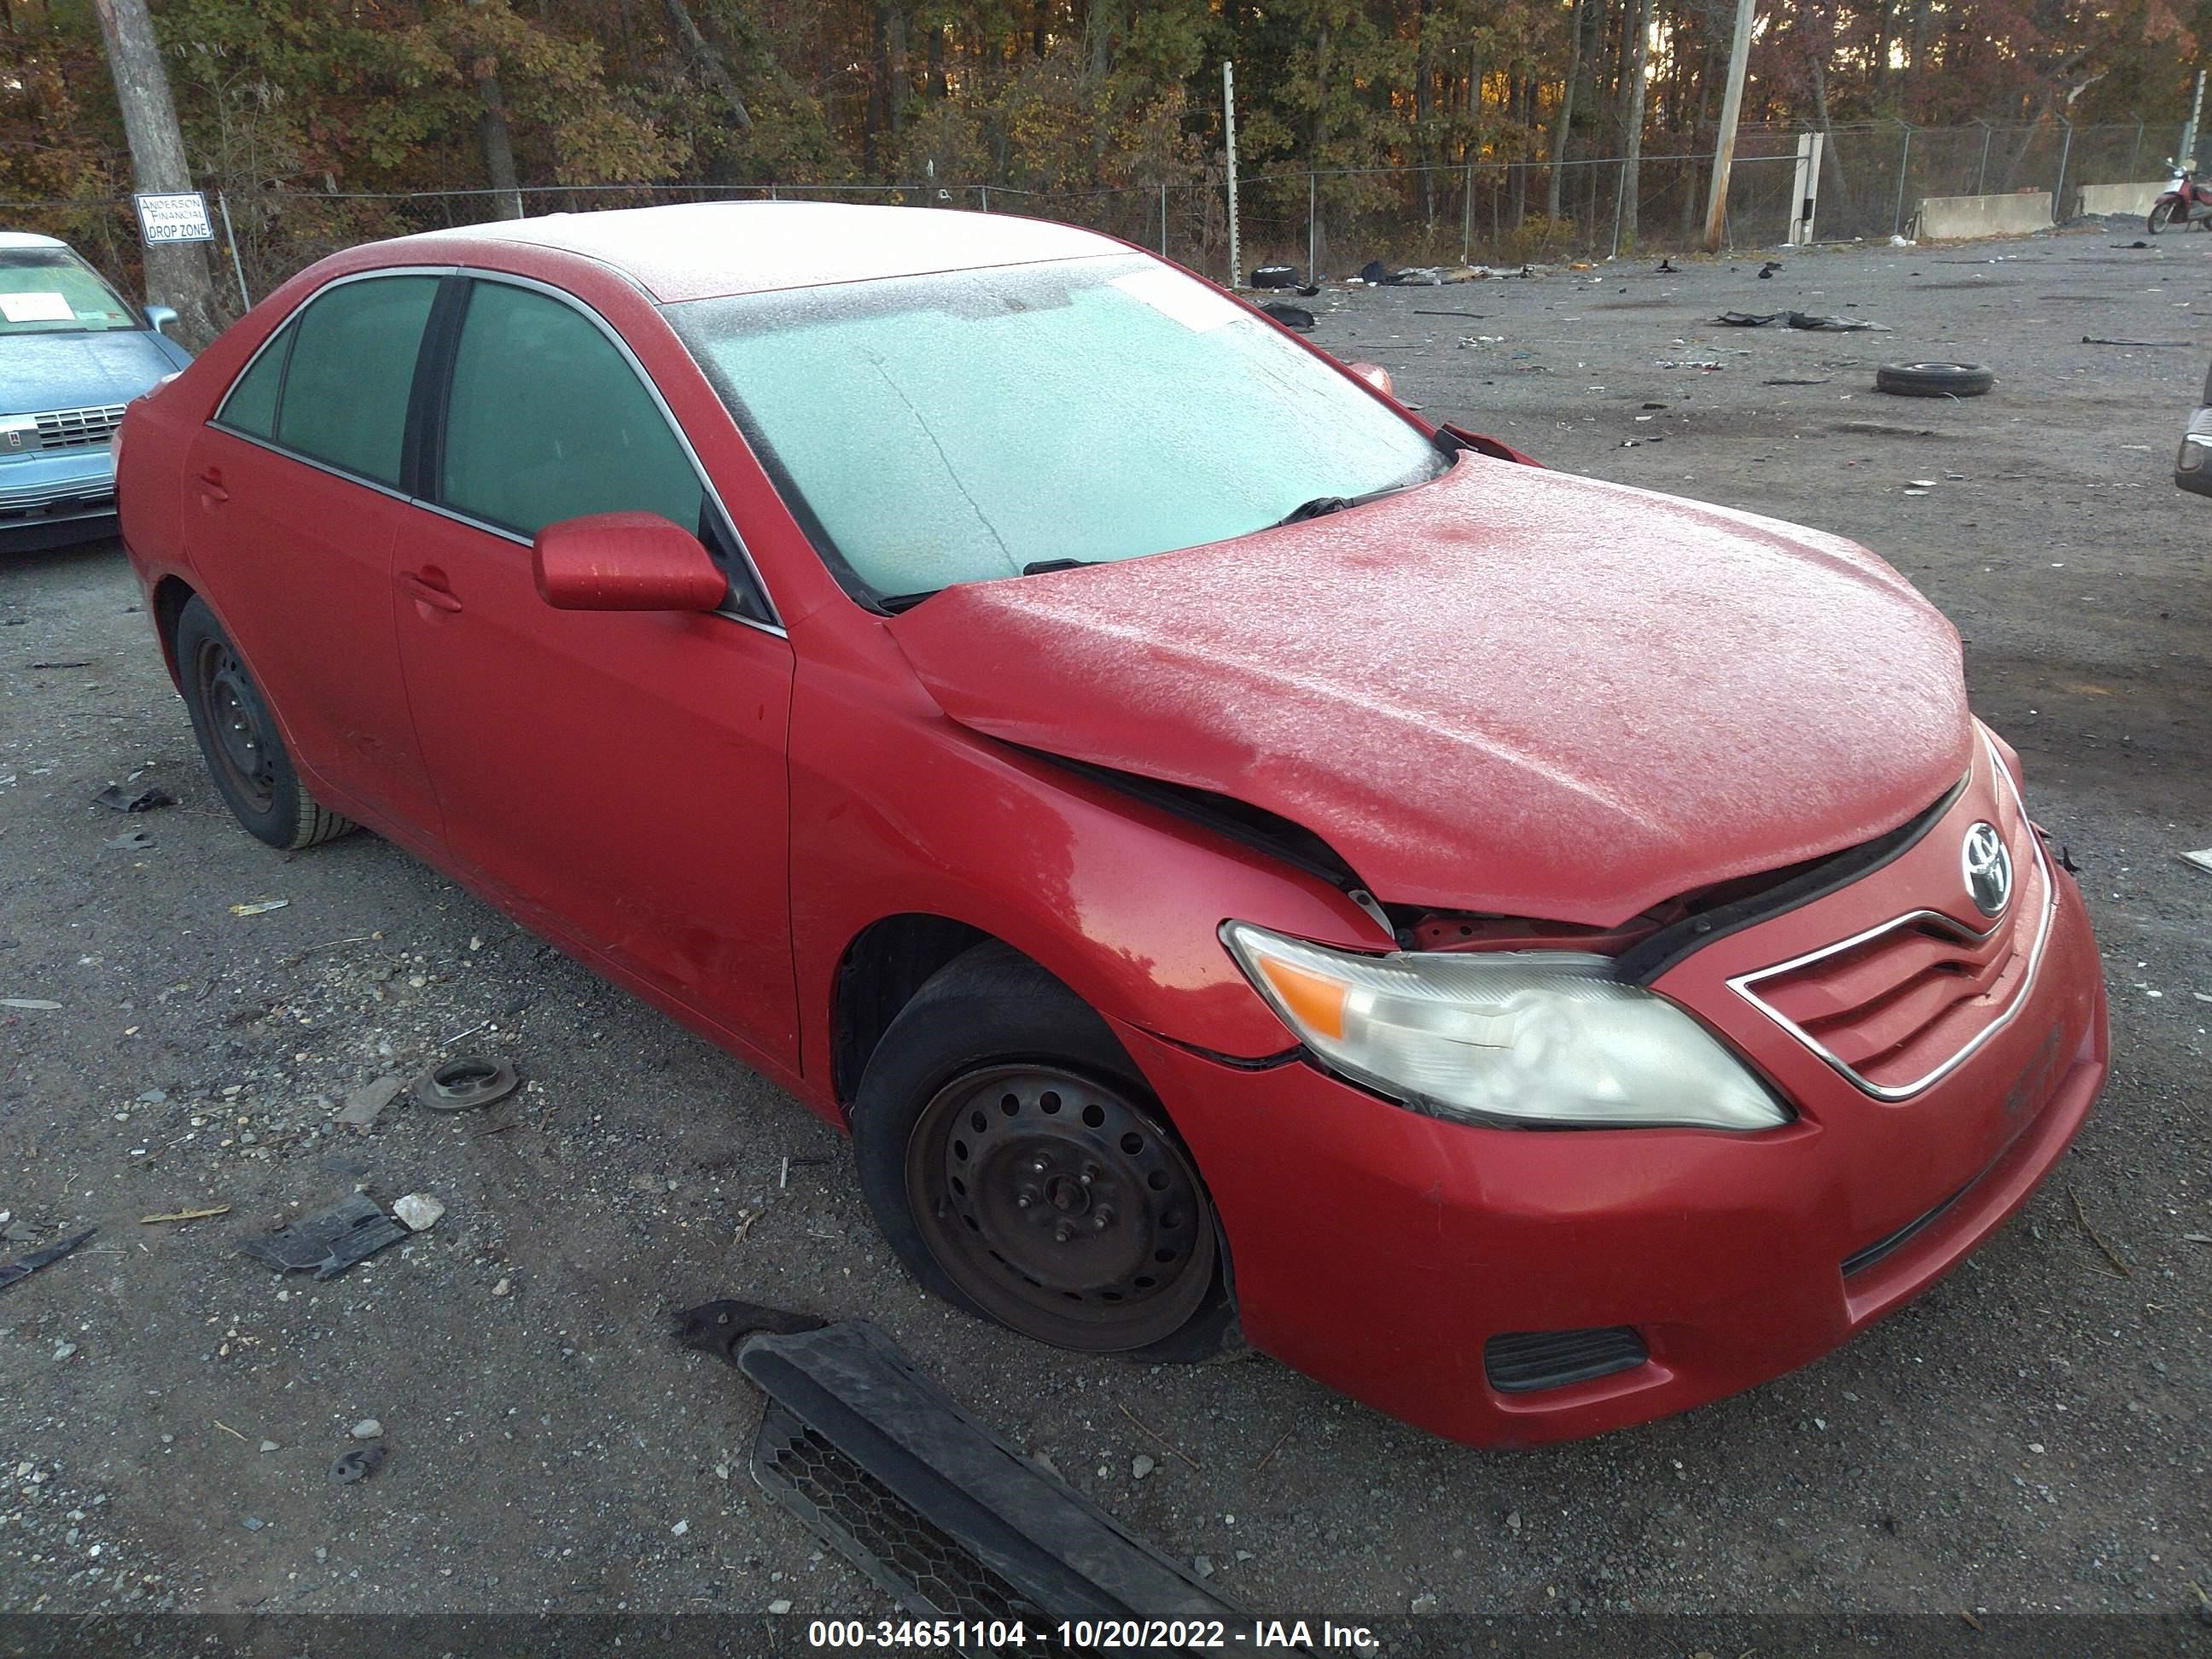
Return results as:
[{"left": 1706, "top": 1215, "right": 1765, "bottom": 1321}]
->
[{"left": 3, "top": 118, "right": 2196, "bottom": 321}]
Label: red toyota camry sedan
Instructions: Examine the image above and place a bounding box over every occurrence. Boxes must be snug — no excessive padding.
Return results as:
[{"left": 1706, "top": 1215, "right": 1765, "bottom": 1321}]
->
[{"left": 114, "top": 203, "right": 2107, "bottom": 1447}]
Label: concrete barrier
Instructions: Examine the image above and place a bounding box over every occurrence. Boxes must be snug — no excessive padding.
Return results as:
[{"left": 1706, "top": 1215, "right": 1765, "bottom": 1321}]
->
[
  {"left": 1914, "top": 191, "right": 2053, "bottom": 241},
  {"left": 2075, "top": 181, "right": 2168, "bottom": 218}
]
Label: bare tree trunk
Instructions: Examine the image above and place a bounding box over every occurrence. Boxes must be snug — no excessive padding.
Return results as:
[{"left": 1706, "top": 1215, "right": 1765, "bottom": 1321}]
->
[
  {"left": 1617, "top": 0, "right": 1653, "bottom": 244},
  {"left": 1547, "top": 0, "right": 1586, "bottom": 218},
  {"left": 927, "top": 23, "right": 947, "bottom": 98},
  {"left": 465, "top": 0, "right": 525, "bottom": 220},
  {"left": 1416, "top": 0, "right": 1436, "bottom": 225},
  {"left": 661, "top": 0, "right": 753, "bottom": 131},
  {"left": 89, "top": 0, "right": 224, "bottom": 346},
  {"left": 887, "top": 2, "right": 909, "bottom": 139}
]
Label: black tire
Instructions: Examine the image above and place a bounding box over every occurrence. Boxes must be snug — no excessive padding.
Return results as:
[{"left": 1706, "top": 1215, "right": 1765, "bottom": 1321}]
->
[
  {"left": 1874, "top": 361, "right": 1996, "bottom": 399},
  {"left": 851, "top": 942, "right": 1240, "bottom": 1363},
  {"left": 175, "top": 597, "right": 357, "bottom": 852},
  {"left": 2148, "top": 199, "right": 2177, "bottom": 235}
]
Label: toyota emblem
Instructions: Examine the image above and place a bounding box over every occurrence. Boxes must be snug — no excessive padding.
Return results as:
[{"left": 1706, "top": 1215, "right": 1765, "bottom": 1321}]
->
[{"left": 1961, "top": 822, "right": 2011, "bottom": 917}]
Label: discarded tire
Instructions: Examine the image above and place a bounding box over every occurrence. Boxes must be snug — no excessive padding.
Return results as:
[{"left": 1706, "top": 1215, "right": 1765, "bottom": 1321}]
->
[{"left": 1874, "top": 361, "right": 1995, "bottom": 399}]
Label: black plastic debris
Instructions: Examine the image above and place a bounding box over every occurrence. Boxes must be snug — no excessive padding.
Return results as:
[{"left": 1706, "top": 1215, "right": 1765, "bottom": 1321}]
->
[
  {"left": 1656, "top": 257, "right": 1678, "bottom": 273},
  {"left": 94, "top": 783, "right": 176, "bottom": 813},
  {"left": 329, "top": 1444, "right": 387, "bottom": 1486},
  {"left": 0, "top": 1227, "right": 96, "bottom": 1294},
  {"left": 1259, "top": 302, "right": 1316, "bottom": 331},
  {"left": 1758, "top": 260, "right": 1783, "bottom": 278},
  {"left": 1249, "top": 265, "right": 1298, "bottom": 288},
  {"left": 678, "top": 1304, "right": 1242, "bottom": 1627},
  {"left": 239, "top": 1195, "right": 406, "bottom": 1280},
  {"left": 1718, "top": 310, "right": 1882, "bottom": 331},
  {"left": 417, "top": 1055, "right": 520, "bottom": 1113},
  {"left": 1357, "top": 259, "right": 1393, "bottom": 284}
]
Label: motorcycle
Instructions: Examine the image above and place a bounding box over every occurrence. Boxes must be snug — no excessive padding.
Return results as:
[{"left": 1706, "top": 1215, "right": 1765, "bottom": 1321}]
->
[{"left": 2149, "top": 161, "right": 2212, "bottom": 233}]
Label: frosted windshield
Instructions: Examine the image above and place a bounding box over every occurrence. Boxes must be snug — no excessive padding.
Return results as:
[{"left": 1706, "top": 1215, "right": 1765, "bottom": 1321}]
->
[{"left": 666, "top": 253, "right": 1446, "bottom": 602}]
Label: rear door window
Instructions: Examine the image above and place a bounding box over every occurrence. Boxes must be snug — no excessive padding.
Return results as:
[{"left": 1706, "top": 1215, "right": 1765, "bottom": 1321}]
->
[
  {"left": 271, "top": 275, "right": 439, "bottom": 486},
  {"left": 437, "top": 279, "right": 704, "bottom": 539}
]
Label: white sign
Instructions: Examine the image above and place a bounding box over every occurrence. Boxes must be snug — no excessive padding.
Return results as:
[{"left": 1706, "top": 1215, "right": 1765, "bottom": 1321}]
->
[
  {"left": 133, "top": 191, "right": 214, "bottom": 245},
  {"left": 0, "top": 292, "right": 74, "bottom": 323}
]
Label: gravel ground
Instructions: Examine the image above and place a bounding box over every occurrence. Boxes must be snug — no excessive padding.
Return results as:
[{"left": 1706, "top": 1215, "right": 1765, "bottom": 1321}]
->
[{"left": 0, "top": 224, "right": 2206, "bottom": 1638}]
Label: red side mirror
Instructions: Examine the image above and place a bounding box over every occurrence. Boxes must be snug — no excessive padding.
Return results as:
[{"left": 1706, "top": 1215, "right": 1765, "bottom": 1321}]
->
[
  {"left": 1346, "top": 361, "right": 1395, "bottom": 397},
  {"left": 533, "top": 512, "right": 727, "bottom": 613}
]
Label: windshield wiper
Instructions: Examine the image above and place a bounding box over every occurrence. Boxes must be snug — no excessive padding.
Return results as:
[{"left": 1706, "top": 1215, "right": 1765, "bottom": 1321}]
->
[
  {"left": 1274, "top": 496, "right": 1355, "bottom": 526},
  {"left": 876, "top": 590, "right": 941, "bottom": 614},
  {"left": 1019, "top": 557, "right": 1100, "bottom": 575}
]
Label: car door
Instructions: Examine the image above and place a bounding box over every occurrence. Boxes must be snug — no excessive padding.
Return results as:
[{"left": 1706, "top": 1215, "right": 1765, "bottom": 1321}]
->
[
  {"left": 391, "top": 273, "right": 799, "bottom": 1065},
  {"left": 182, "top": 271, "right": 445, "bottom": 836}
]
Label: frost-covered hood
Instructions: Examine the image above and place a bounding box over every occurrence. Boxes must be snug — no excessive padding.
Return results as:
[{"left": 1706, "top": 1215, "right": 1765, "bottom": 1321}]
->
[
  {"left": 0, "top": 329, "right": 183, "bottom": 417},
  {"left": 888, "top": 456, "right": 1974, "bottom": 925}
]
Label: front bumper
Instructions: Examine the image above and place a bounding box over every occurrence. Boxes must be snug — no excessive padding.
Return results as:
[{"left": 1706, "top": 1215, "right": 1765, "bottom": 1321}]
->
[
  {"left": 1122, "top": 849, "right": 2106, "bottom": 1448},
  {"left": 0, "top": 448, "right": 119, "bottom": 549}
]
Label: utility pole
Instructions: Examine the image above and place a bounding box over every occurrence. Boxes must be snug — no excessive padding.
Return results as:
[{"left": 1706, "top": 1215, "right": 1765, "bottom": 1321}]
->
[
  {"left": 2181, "top": 70, "right": 2207, "bottom": 170},
  {"left": 1701, "top": 0, "right": 1757, "bottom": 253},
  {"left": 1224, "top": 61, "right": 1241, "bottom": 288},
  {"left": 90, "top": 0, "right": 225, "bottom": 347}
]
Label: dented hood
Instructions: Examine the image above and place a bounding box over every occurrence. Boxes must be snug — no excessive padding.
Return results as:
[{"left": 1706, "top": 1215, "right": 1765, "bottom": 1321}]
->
[{"left": 887, "top": 457, "right": 1973, "bottom": 925}]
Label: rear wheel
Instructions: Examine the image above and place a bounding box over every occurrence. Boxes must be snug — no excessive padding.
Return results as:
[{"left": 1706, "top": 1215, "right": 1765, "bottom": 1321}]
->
[
  {"left": 2149, "top": 199, "right": 2178, "bottom": 235},
  {"left": 852, "top": 943, "right": 1238, "bottom": 1361},
  {"left": 176, "top": 597, "right": 357, "bottom": 851}
]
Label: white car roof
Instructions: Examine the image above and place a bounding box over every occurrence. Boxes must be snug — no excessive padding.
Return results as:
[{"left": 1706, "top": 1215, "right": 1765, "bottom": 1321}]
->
[{"left": 0, "top": 230, "right": 71, "bottom": 250}]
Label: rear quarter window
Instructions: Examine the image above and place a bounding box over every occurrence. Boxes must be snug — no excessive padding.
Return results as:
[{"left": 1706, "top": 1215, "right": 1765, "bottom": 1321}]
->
[{"left": 216, "top": 324, "right": 291, "bottom": 439}]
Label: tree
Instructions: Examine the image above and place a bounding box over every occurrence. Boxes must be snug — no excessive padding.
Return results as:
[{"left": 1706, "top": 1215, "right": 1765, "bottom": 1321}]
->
[{"left": 88, "top": 0, "right": 226, "bottom": 346}]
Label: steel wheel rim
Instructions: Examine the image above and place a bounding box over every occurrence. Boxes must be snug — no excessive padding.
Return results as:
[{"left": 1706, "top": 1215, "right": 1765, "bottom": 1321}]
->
[
  {"left": 906, "top": 1063, "right": 1217, "bottom": 1352},
  {"left": 195, "top": 638, "right": 275, "bottom": 814}
]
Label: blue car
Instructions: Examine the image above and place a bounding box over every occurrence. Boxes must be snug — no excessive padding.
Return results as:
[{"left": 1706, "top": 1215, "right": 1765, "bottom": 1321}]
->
[{"left": 3, "top": 230, "right": 193, "bottom": 550}]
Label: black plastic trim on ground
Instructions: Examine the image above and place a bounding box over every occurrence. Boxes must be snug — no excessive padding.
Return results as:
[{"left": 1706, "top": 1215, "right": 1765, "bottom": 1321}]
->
[
  {"left": 736, "top": 1320, "right": 1243, "bottom": 1636},
  {"left": 1483, "top": 1326, "right": 1650, "bottom": 1394}
]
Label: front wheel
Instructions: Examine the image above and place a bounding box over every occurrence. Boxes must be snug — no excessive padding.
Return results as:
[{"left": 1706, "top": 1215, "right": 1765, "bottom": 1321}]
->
[
  {"left": 2149, "top": 199, "right": 2178, "bottom": 235},
  {"left": 851, "top": 943, "right": 1238, "bottom": 1362},
  {"left": 175, "top": 597, "right": 357, "bottom": 852}
]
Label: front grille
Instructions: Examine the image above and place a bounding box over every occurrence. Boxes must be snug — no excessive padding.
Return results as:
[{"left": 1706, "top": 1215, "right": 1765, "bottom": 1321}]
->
[
  {"left": 753, "top": 1399, "right": 1038, "bottom": 1622},
  {"left": 1484, "top": 1326, "right": 1649, "bottom": 1394},
  {"left": 33, "top": 404, "right": 128, "bottom": 451},
  {"left": 1728, "top": 809, "right": 2054, "bottom": 1101}
]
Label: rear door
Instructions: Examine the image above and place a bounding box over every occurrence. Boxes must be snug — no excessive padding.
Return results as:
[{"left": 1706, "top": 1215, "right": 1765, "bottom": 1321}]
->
[
  {"left": 390, "top": 274, "right": 799, "bottom": 1064},
  {"left": 182, "top": 271, "right": 445, "bottom": 835}
]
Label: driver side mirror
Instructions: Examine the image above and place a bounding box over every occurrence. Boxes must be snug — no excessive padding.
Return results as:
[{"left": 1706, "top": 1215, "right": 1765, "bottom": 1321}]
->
[
  {"left": 533, "top": 512, "right": 728, "bottom": 613},
  {"left": 144, "top": 304, "right": 178, "bottom": 337}
]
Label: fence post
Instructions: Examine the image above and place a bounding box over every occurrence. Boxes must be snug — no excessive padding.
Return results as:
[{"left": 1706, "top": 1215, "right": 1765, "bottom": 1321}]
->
[
  {"left": 1462, "top": 160, "right": 1473, "bottom": 262},
  {"left": 2128, "top": 119, "right": 2143, "bottom": 179},
  {"left": 980, "top": 184, "right": 990, "bottom": 212},
  {"left": 1308, "top": 171, "right": 1318, "bottom": 283},
  {"left": 2052, "top": 118, "right": 2072, "bottom": 217},
  {"left": 214, "top": 189, "right": 251, "bottom": 311},
  {"left": 1975, "top": 122, "right": 1992, "bottom": 195},
  {"left": 1160, "top": 183, "right": 1169, "bottom": 258},
  {"left": 1611, "top": 159, "right": 1627, "bottom": 259},
  {"left": 1892, "top": 123, "right": 1913, "bottom": 237}
]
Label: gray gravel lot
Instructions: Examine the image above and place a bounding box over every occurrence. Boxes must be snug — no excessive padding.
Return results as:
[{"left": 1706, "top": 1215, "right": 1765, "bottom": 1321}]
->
[{"left": 0, "top": 224, "right": 2207, "bottom": 1633}]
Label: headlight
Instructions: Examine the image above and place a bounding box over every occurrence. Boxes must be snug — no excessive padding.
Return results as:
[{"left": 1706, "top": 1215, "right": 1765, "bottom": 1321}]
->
[{"left": 1221, "top": 921, "right": 1790, "bottom": 1131}]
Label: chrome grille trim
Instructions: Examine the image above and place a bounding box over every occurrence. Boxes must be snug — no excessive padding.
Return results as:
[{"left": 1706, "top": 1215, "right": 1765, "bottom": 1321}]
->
[
  {"left": 31, "top": 404, "right": 130, "bottom": 450},
  {"left": 1726, "top": 736, "right": 2058, "bottom": 1102}
]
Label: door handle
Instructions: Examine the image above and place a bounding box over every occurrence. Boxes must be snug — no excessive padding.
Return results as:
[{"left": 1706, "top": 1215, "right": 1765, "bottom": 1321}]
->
[
  {"left": 398, "top": 570, "right": 463, "bottom": 614},
  {"left": 195, "top": 469, "right": 228, "bottom": 504}
]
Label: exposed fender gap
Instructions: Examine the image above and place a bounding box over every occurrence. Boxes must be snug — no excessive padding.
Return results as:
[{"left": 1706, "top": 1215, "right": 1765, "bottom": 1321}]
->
[
  {"left": 1144, "top": 1032, "right": 1304, "bottom": 1072},
  {"left": 1004, "top": 742, "right": 1372, "bottom": 896},
  {"left": 1616, "top": 770, "right": 1969, "bottom": 985}
]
